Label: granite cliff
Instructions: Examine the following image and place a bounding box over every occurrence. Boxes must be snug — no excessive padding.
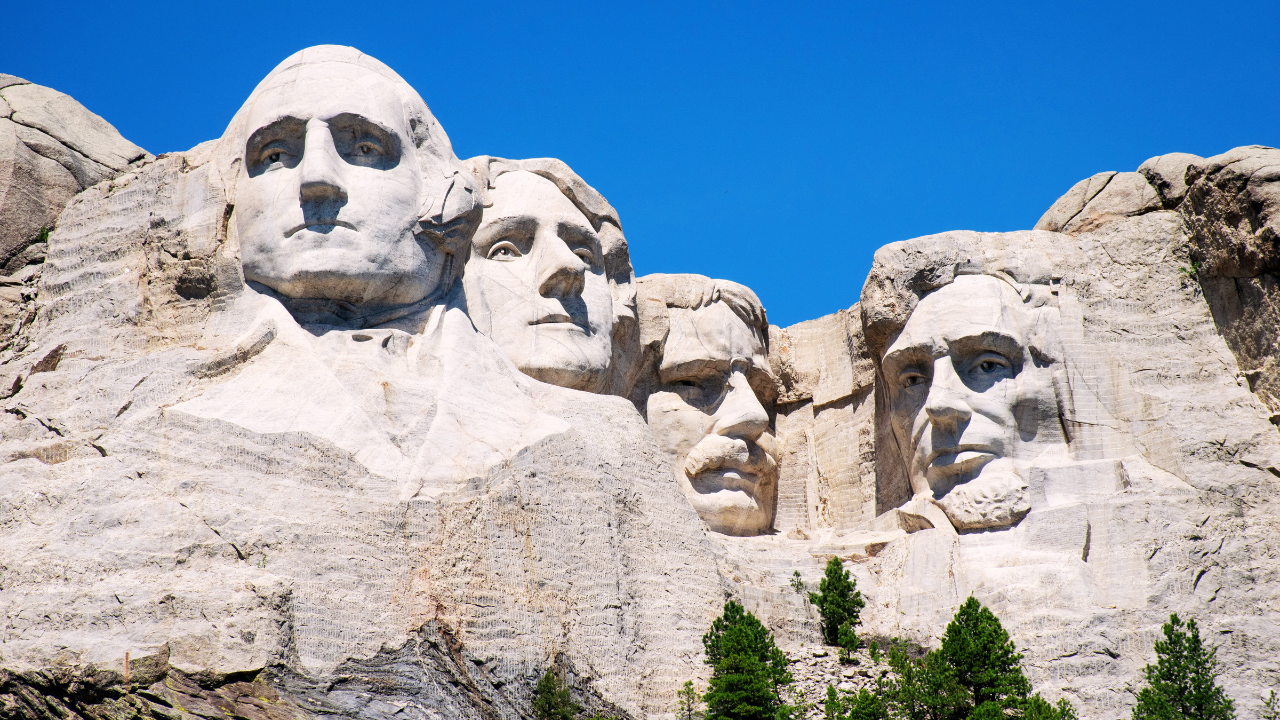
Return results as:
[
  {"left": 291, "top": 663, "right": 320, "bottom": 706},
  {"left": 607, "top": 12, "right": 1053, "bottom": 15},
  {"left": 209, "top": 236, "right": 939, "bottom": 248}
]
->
[{"left": 0, "top": 47, "right": 1277, "bottom": 719}]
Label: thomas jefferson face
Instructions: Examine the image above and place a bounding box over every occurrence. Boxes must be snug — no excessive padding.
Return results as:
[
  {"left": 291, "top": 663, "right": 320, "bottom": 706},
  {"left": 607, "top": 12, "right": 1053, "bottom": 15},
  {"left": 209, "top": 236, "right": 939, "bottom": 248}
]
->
[
  {"left": 464, "top": 170, "right": 614, "bottom": 392},
  {"left": 236, "top": 63, "right": 444, "bottom": 307},
  {"left": 645, "top": 302, "right": 778, "bottom": 535},
  {"left": 881, "top": 275, "right": 1060, "bottom": 529}
]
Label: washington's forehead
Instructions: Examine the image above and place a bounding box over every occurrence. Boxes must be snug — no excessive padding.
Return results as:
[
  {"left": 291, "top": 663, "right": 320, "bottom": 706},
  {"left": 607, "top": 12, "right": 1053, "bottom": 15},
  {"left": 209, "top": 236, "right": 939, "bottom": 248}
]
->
[{"left": 243, "top": 64, "right": 407, "bottom": 132}]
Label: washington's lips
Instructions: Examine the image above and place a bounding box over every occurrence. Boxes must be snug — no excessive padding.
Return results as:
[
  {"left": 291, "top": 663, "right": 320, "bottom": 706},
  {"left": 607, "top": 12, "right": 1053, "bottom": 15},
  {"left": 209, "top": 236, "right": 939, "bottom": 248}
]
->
[{"left": 285, "top": 220, "right": 356, "bottom": 237}]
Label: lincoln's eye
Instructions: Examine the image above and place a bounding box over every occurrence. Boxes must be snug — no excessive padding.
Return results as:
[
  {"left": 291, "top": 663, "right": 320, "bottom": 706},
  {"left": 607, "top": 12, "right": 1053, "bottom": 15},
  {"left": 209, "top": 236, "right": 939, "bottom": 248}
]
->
[
  {"left": 979, "top": 360, "right": 1005, "bottom": 373},
  {"left": 675, "top": 380, "right": 698, "bottom": 388}
]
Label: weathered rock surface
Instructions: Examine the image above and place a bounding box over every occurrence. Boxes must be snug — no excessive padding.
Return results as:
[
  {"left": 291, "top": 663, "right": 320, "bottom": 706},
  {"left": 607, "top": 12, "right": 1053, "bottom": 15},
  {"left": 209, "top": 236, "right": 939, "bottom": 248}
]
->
[
  {"left": 0, "top": 75, "right": 149, "bottom": 267},
  {"left": 2, "top": 53, "right": 1279, "bottom": 720}
]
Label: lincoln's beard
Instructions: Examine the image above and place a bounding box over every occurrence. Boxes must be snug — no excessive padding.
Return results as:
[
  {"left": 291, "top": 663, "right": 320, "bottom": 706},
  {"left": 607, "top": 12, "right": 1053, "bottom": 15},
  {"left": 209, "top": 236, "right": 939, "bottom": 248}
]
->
[{"left": 930, "top": 457, "right": 1030, "bottom": 530}]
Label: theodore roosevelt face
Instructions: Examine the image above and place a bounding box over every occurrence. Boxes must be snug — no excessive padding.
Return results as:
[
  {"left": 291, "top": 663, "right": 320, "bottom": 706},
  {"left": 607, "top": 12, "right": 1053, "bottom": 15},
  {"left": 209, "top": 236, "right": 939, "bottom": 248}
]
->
[
  {"left": 644, "top": 301, "right": 778, "bottom": 536},
  {"left": 463, "top": 170, "right": 614, "bottom": 392},
  {"left": 236, "top": 62, "right": 445, "bottom": 308}
]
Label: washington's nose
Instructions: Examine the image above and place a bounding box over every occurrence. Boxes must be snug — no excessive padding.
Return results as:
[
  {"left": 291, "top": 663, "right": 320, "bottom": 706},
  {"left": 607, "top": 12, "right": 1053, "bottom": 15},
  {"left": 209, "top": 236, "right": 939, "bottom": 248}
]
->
[
  {"left": 299, "top": 118, "right": 347, "bottom": 203},
  {"left": 924, "top": 357, "right": 972, "bottom": 431},
  {"left": 537, "top": 234, "right": 587, "bottom": 299},
  {"left": 712, "top": 370, "right": 769, "bottom": 441}
]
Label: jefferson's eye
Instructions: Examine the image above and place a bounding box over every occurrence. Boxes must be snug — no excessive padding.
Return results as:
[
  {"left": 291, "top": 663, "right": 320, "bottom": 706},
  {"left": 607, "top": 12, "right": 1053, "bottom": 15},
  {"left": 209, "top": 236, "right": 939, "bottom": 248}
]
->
[
  {"left": 487, "top": 241, "right": 523, "bottom": 261},
  {"left": 356, "top": 142, "right": 381, "bottom": 156},
  {"left": 573, "top": 248, "right": 595, "bottom": 263},
  {"left": 268, "top": 152, "right": 282, "bottom": 163}
]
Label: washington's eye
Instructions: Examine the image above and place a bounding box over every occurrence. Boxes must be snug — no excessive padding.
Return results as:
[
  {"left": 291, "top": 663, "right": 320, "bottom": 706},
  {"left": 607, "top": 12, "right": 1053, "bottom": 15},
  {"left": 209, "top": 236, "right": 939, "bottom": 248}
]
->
[
  {"left": 573, "top": 248, "right": 595, "bottom": 263},
  {"left": 487, "top": 241, "right": 522, "bottom": 260},
  {"left": 356, "top": 142, "right": 381, "bottom": 156}
]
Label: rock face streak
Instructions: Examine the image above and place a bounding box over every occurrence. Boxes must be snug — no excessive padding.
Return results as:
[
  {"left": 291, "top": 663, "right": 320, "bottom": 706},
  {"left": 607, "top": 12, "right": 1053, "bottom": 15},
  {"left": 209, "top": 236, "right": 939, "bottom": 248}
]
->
[{"left": 0, "top": 46, "right": 1278, "bottom": 719}]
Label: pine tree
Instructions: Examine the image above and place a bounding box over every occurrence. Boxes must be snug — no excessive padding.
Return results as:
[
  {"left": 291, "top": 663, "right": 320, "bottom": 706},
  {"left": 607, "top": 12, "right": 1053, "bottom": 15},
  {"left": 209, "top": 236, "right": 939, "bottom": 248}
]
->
[
  {"left": 880, "top": 598, "right": 1076, "bottom": 720},
  {"left": 1131, "top": 614, "right": 1236, "bottom": 720},
  {"left": 532, "top": 669, "right": 581, "bottom": 720},
  {"left": 678, "top": 680, "right": 704, "bottom": 720},
  {"left": 938, "top": 596, "right": 1032, "bottom": 709},
  {"left": 1263, "top": 691, "right": 1280, "bottom": 720},
  {"left": 702, "top": 600, "right": 794, "bottom": 720},
  {"left": 809, "top": 557, "right": 866, "bottom": 647},
  {"left": 883, "top": 647, "right": 968, "bottom": 720}
]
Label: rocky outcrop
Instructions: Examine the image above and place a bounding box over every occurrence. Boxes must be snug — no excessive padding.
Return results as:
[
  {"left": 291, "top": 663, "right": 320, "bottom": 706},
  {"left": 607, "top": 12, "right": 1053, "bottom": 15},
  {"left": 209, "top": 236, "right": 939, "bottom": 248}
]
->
[
  {"left": 0, "top": 74, "right": 150, "bottom": 357},
  {"left": 2, "top": 53, "right": 1278, "bottom": 719}
]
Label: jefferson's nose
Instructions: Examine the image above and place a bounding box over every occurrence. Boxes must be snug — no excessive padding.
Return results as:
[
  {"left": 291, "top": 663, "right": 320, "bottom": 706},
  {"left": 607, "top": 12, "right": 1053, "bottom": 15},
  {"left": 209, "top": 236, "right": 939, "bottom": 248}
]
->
[
  {"left": 923, "top": 357, "right": 973, "bottom": 432},
  {"left": 712, "top": 369, "right": 769, "bottom": 441},
  {"left": 299, "top": 118, "right": 347, "bottom": 203},
  {"left": 536, "top": 232, "right": 587, "bottom": 299}
]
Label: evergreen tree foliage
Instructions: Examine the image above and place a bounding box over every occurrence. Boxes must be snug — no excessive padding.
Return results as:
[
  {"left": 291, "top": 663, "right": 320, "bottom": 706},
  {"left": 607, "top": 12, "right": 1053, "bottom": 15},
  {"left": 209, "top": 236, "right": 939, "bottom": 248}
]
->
[
  {"left": 876, "top": 597, "right": 1076, "bottom": 720},
  {"left": 679, "top": 680, "right": 705, "bottom": 720},
  {"left": 825, "top": 684, "right": 890, "bottom": 720},
  {"left": 702, "top": 600, "right": 794, "bottom": 720},
  {"left": 1131, "top": 614, "right": 1235, "bottom": 720},
  {"left": 938, "top": 597, "right": 1032, "bottom": 708},
  {"left": 883, "top": 647, "right": 968, "bottom": 720},
  {"left": 532, "top": 669, "right": 581, "bottom": 720},
  {"left": 1263, "top": 691, "right": 1280, "bottom": 720},
  {"left": 809, "top": 556, "right": 866, "bottom": 646}
]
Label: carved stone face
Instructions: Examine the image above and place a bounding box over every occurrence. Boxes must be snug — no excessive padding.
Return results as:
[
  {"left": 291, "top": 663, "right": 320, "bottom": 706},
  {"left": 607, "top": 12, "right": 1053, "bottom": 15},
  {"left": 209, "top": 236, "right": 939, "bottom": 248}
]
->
[
  {"left": 464, "top": 170, "right": 614, "bottom": 392},
  {"left": 236, "top": 63, "right": 443, "bottom": 307},
  {"left": 645, "top": 301, "right": 778, "bottom": 535},
  {"left": 881, "top": 274, "right": 1061, "bottom": 529}
]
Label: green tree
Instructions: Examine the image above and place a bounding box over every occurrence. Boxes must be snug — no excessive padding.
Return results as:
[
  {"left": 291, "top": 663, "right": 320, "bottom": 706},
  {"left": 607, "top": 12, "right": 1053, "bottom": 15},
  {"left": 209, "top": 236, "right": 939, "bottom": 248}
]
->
[
  {"left": 823, "top": 685, "right": 888, "bottom": 720},
  {"left": 702, "top": 600, "right": 794, "bottom": 720},
  {"left": 1131, "top": 614, "right": 1235, "bottom": 720},
  {"left": 532, "top": 669, "right": 581, "bottom": 720},
  {"left": 1263, "top": 691, "right": 1280, "bottom": 720},
  {"left": 879, "top": 598, "right": 1076, "bottom": 720},
  {"left": 809, "top": 557, "right": 866, "bottom": 647},
  {"left": 938, "top": 597, "right": 1031, "bottom": 709},
  {"left": 883, "top": 647, "right": 968, "bottom": 720},
  {"left": 679, "top": 680, "right": 705, "bottom": 720}
]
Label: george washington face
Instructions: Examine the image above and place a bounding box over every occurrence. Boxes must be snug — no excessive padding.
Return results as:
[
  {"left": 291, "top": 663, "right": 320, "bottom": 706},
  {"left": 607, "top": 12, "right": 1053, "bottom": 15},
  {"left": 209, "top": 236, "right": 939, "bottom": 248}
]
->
[{"left": 236, "top": 62, "right": 444, "bottom": 308}]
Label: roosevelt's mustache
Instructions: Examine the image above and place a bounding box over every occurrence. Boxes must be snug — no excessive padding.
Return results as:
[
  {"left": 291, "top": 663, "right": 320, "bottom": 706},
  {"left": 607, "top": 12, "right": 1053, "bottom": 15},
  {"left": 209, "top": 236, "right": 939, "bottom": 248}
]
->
[{"left": 684, "top": 433, "right": 778, "bottom": 479}]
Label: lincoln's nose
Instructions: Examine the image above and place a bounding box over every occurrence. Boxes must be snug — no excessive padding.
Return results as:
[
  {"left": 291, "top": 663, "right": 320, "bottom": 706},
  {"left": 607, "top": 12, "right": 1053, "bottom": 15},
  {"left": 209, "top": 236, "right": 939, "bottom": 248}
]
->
[{"left": 923, "top": 357, "right": 973, "bottom": 433}]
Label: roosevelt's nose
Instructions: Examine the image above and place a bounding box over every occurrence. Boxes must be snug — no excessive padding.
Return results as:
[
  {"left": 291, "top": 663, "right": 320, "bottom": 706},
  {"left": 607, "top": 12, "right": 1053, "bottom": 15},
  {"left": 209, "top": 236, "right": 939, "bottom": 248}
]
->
[
  {"left": 712, "top": 369, "right": 769, "bottom": 441},
  {"left": 923, "top": 357, "right": 973, "bottom": 432},
  {"left": 299, "top": 118, "right": 347, "bottom": 204},
  {"left": 536, "top": 231, "right": 587, "bottom": 299}
]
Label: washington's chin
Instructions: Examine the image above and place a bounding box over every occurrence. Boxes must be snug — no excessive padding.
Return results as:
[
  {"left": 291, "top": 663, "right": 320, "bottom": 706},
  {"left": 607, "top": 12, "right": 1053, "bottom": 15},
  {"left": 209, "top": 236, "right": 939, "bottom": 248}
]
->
[{"left": 244, "top": 246, "right": 440, "bottom": 306}]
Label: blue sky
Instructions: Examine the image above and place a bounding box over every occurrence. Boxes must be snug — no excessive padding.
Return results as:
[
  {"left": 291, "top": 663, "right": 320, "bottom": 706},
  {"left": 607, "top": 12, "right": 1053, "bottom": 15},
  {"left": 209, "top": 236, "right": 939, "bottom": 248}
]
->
[{"left": 3, "top": 1, "right": 1276, "bottom": 326}]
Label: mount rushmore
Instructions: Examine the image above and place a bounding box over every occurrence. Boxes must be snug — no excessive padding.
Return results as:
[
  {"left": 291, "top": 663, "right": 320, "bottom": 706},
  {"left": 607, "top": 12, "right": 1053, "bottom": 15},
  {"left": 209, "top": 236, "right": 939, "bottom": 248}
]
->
[{"left": 0, "top": 45, "right": 1278, "bottom": 719}]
